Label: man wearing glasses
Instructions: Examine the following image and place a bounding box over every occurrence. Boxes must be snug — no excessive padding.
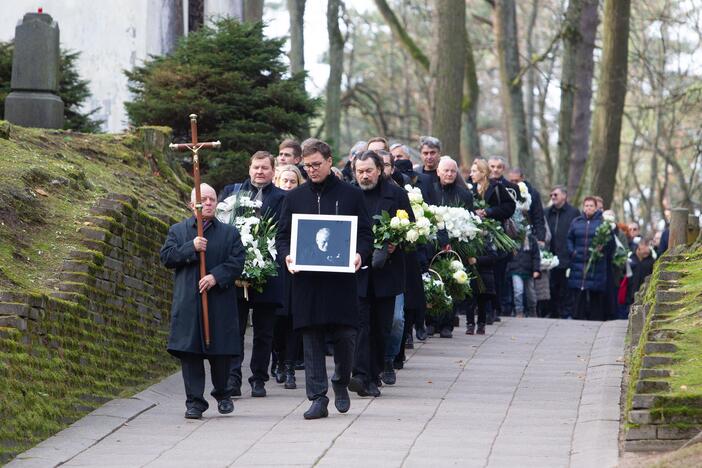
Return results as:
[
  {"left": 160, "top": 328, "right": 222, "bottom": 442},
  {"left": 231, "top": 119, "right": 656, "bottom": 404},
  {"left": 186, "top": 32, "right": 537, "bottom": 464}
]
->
[
  {"left": 276, "top": 139, "right": 373, "bottom": 419},
  {"left": 545, "top": 185, "right": 580, "bottom": 319}
]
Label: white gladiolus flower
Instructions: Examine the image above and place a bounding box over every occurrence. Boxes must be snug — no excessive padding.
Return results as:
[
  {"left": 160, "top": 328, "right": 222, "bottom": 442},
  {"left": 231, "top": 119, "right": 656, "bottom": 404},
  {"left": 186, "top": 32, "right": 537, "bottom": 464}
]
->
[
  {"left": 390, "top": 217, "right": 401, "bottom": 228},
  {"left": 406, "top": 229, "right": 419, "bottom": 243}
]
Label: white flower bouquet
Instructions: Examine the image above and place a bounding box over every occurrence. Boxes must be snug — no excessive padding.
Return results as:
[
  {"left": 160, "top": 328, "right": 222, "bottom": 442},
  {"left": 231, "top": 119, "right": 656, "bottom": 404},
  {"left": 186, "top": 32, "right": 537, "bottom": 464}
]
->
[
  {"left": 540, "top": 250, "right": 560, "bottom": 271},
  {"left": 216, "top": 191, "right": 278, "bottom": 297}
]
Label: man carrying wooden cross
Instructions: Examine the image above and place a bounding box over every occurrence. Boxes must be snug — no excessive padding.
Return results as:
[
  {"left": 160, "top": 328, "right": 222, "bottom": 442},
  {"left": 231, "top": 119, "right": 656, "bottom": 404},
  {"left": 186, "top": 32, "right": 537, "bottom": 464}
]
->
[{"left": 160, "top": 183, "right": 246, "bottom": 419}]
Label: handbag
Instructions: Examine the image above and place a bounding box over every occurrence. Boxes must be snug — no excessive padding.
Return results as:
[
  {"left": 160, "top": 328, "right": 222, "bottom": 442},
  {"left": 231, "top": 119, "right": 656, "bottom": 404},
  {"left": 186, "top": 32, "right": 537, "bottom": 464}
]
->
[{"left": 494, "top": 184, "right": 521, "bottom": 240}]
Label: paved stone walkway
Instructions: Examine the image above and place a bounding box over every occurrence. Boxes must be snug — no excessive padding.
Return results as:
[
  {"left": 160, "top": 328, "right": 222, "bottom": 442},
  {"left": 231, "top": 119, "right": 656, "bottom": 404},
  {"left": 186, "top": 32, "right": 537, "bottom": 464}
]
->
[{"left": 8, "top": 318, "right": 627, "bottom": 468}]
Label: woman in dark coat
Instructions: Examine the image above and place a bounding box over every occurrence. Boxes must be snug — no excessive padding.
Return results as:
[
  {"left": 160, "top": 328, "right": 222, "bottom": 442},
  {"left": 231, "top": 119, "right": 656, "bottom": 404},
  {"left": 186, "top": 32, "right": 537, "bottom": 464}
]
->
[
  {"left": 567, "top": 197, "right": 614, "bottom": 321},
  {"left": 466, "top": 241, "right": 506, "bottom": 334},
  {"left": 469, "top": 158, "right": 516, "bottom": 323},
  {"left": 160, "top": 184, "right": 246, "bottom": 418}
]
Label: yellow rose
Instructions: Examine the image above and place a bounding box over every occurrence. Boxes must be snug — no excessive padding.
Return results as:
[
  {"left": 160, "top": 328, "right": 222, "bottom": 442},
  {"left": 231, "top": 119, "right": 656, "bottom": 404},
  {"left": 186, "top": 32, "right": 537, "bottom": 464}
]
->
[{"left": 396, "top": 209, "right": 409, "bottom": 220}]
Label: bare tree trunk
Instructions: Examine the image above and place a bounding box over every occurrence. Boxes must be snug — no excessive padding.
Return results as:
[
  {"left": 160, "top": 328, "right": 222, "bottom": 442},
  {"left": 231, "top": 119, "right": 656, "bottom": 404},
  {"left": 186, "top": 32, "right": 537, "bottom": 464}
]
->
[
  {"left": 462, "top": 32, "right": 480, "bottom": 164},
  {"left": 493, "top": 0, "right": 532, "bottom": 177},
  {"left": 525, "top": 0, "right": 539, "bottom": 151},
  {"left": 556, "top": 0, "right": 583, "bottom": 186},
  {"left": 431, "top": 0, "right": 466, "bottom": 160},
  {"left": 586, "top": 0, "right": 631, "bottom": 208},
  {"left": 568, "top": 0, "right": 599, "bottom": 197},
  {"left": 244, "top": 0, "right": 264, "bottom": 22},
  {"left": 288, "top": 0, "right": 305, "bottom": 76},
  {"left": 325, "top": 0, "right": 344, "bottom": 155}
]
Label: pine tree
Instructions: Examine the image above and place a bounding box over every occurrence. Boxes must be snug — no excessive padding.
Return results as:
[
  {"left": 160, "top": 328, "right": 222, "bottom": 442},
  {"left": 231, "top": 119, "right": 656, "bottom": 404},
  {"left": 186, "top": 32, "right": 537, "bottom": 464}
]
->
[
  {"left": 125, "top": 19, "right": 317, "bottom": 188},
  {"left": 0, "top": 41, "right": 103, "bottom": 132}
]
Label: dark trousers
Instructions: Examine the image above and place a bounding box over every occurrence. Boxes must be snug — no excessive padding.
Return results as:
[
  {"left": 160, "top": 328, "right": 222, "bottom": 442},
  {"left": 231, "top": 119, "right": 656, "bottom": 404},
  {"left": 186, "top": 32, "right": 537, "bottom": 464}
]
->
[
  {"left": 493, "top": 255, "right": 511, "bottom": 316},
  {"left": 573, "top": 289, "right": 607, "bottom": 321},
  {"left": 467, "top": 294, "right": 492, "bottom": 325},
  {"left": 180, "top": 354, "right": 232, "bottom": 411},
  {"left": 229, "top": 301, "right": 276, "bottom": 386},
  {"left": 302, "top": 325, "right": 356, "bottom": 401},
  {"left": 272, "top": 314, "right": 300, "bottom": 364},
  {"left": 549, "top": 268, "right": 574, "bottom": 318},
  {"left": 353, "top": 296, "right": 394, "bottom": 385}
]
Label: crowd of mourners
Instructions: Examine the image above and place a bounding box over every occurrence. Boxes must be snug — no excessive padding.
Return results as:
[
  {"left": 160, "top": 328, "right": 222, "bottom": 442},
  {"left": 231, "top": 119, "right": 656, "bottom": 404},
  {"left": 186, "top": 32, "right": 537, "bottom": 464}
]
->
[{"left": 160, "top": 135, "right": 667, "bottom": 420}]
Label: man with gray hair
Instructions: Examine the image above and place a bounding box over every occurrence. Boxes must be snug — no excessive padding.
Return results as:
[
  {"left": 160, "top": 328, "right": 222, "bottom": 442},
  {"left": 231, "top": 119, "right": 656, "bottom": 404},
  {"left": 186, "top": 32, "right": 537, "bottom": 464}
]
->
[
  {"left": 417, "top": 136, "right": 442, "bottom": 195},
  {"left": 342, "top": 140, "right": 369, "bottom": 183},
  {"left": 160, "top": 183, "right": 246, "bottom": 419}
]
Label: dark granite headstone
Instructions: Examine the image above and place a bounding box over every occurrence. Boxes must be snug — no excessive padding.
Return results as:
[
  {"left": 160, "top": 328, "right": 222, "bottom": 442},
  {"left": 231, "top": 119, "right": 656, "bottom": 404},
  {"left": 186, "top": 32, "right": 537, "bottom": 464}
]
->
[{"left": 4, "top": 10, "right": 64, "bottom": 129}]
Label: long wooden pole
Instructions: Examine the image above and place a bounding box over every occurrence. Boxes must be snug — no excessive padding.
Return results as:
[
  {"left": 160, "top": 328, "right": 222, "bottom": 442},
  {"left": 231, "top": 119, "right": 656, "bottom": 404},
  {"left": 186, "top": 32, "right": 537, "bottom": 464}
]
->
[{"left": 189, "top": 114, "right": 211, "bottom": 349}]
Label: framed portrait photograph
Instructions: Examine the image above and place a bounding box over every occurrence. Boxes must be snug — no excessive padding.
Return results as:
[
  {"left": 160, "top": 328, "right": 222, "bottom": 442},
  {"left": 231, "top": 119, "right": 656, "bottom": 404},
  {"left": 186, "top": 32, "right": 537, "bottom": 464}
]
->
[{"left": 290, "top": 214, "right": 358, "bottom": 273}]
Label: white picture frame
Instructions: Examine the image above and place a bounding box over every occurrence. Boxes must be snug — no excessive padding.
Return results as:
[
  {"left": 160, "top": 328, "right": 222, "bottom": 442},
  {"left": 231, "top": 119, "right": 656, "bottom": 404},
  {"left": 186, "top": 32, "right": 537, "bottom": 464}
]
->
[{"left": 290, "top": 214, "right": 358, "bottom": 273}]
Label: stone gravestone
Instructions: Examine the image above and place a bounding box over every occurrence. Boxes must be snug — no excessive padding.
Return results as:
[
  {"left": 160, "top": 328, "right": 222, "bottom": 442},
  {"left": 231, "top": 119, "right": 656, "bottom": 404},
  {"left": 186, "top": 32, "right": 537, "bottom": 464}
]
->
[{"left": 4, "top": 9, "right": 64, "bottom": 129}]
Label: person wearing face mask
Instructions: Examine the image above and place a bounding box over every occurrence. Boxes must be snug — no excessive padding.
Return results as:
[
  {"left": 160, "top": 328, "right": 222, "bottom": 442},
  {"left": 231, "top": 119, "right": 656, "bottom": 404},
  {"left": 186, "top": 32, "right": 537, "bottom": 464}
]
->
[
  {"left": 566, "top": 196, "right": 615, "bottom": 321},
  {"left": 160, "top": 184, "right": 246, "bottom": 419},
  {"left": 223, "top": 151, "right": 287, "bottom": 399}
]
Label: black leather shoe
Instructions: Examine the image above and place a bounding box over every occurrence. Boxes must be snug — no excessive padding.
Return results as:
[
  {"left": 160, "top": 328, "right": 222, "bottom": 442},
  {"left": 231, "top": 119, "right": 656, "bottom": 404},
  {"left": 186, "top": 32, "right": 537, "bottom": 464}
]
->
[
  {"left": 185, "top": 407, "right": 203, "bottom": 419},
  {"left": 304, "top": 397, "right": 329, "bottom": 420},
  {"left": 275, "top": 364, "right": 286, "bottom": 384},
  {"left": 217, "top": 398, "right": 234, "bottom": 414},
  {"left": 466, "top": 323, "right": 475, "bottom": 335},
  {"left": 415, "top": 327, "right": 428, "bottom": 341},
  {"left": 381, "top": 360, "right": 396, "bottom": 385},
  {"left": 405, "top": 333, "right": 414, "bottom": 349},
  {"left": 284, "top": 364, "right": 297, "bottom": 389},
  {"left": 426, "top": 324, "right": 435, "bottom": 336},
  {"left": 439, "top": 327, "right": 453, "bottom": 338},
  {"left": 294, "top": 360, "right": 305, "bottom": 370},
  {"left": 348, "top": 376, "right": 370, "bottom": 397},
  {"left": 251, "top": 380, "right": 266, "bottom": 397},
  {"left": 367, "top": 381, "right": 381, "bottom": 397},
  {"left": 476, "top": 323, "right": 486, "bottom": 335},
  {"left": 493, "top": 316, "right": 502, "bottom": 322},
  {"left": 393, "top": 358, "right": 404, "bottom": 370},
  {"left": 332, "top": 384, "right": 350, "bottom": 413}
]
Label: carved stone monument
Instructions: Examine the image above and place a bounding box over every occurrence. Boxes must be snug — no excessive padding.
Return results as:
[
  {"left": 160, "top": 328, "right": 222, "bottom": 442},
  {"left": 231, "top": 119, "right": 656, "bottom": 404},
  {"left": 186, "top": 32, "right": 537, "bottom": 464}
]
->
[{"left": 4, "top": 9, "right": 64, "bottom": 128}]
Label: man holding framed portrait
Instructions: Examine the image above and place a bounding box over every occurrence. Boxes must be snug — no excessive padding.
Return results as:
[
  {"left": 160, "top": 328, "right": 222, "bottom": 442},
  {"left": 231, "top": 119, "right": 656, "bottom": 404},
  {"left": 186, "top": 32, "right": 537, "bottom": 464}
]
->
[{"left": 276, "top": 139, "right": 373, "bottom": 420}]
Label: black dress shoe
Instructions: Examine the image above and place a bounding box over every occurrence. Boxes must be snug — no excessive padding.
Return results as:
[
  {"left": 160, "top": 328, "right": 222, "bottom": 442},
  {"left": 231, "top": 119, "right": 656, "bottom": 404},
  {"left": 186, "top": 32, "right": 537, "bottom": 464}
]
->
[
  {"left": 348, "top": 376, "right": 370, "bottom": 397},
  {"left": 476, "top": 323, "right": 486, "bottom": 335},
  {"left": 405, "top": 333, "right": 414, "bottom": 349},
  {"left": 304, "top": 397, "right": 329, "bottom": 420},
  {"left": 284, "top": 364, "right": 297, "bottom": 389},
  {"left": 466, "top": 323, "right": 475, "bottom": 335},
  {"left": 426, "top": 324, "right": 435, "bottom": 336},
  {"left": 381, "top": 359, "right": 396, "bottom": 385},
  {"left": 185, "top": 407, "right": 203, "bottom": 419},
  {"left": 493, "top": 316, "right": 501, "bottom": 322},
  {"left": 294, "top": 360, "right": 305, "bottom": 370},
  {"left": 217, "top": 398, "right": 234, "bottom": 414},
  {"left": 415, "top": 327, "right": 428, "bottom": 341},
  {"left": 367, "top": 381, "right": 381, "bottom": 397},
  {"left": 393, "top": 358, "right": 404, "bottom": 370},
  {"left": 332, "top": 384, "right": 350, "bottom": 413},
  {"left": 439, "top": 327, "right": 453, "bottom": 338},
  {"left": 251, "top": 380, "right": 266, "bottom": 397}
]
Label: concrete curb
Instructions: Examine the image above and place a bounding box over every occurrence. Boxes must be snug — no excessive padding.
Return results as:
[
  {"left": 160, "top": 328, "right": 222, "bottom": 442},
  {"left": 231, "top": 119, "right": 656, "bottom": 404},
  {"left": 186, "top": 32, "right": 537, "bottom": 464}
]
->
[{"left": 570, "top": 320, "right": 628, "bottom": 468}]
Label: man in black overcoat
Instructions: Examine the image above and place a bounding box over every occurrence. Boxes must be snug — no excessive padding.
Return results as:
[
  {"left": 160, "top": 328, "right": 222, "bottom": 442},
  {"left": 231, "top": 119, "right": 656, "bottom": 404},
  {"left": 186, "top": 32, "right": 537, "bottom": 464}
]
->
[
  {"left": 545, "top": 185, "right": 580, "bottom": 318},
  {"left": 160, "top": 184, "right": 246, "bottom": 419},
  {"left": 222, "top": 152, "right": 287, "bottom": 398},
  {"left": 350, "top": 151, "right": 412, "bottom": 397},
  {"left": 276, "top": 139, "right": 373, "bottom": 419},
  {"left": 416, "top": 135, "right": 442, "bottom": 198}
]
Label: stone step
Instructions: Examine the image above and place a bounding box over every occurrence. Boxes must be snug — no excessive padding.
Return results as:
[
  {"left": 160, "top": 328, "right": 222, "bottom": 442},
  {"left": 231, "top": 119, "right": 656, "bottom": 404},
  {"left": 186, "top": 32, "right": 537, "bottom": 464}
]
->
[
  {"left": 659, "top": 270, "right": 687, "bottom": 281},
  {"left": 642, "top": 355, "right": 674, "bottom": 367},
  {"left": 0, "top": 301, "right": 30, "bottom": 318},
  {"left": 632, "top": 394, "right": 659, "bottom": 409},
  {"left": 649, "top": 329, "right": 683, "bottom": 342},
  {"left": 656, "top": 302, "right": 682, "bottom": 313},
  {"left": 656, "top": 280, "right": 679, "bottom": 290},
  {"left": 636, "top": 380, "right": 671, "bottom": 393},
  {"left": 656, "top": 290, "right": 687, "bottom": 303},
  {"left": 639, "top": 369, "right": 671, "bottom": 379},
  {"left": 644, "top": 342, "right": 678, "bottom": 354}
]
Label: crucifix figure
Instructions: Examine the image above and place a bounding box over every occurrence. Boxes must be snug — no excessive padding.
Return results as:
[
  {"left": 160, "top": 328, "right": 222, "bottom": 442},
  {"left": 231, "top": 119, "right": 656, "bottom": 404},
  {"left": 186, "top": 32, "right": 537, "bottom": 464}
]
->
[{"left": 169, "top": 114, "right": 221, "bottom": 348}]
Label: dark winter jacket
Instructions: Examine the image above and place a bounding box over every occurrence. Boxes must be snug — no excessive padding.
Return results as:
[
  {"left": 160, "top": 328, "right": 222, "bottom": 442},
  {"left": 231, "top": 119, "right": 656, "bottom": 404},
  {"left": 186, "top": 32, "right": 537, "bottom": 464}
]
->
[
  {"left": 161, "top": 217, "right": 246, "bottom": 356},
  {"left": 507, "top": 233, "right": 541, "bottom": 277},
  {"left": 567, "top": 210, "right": 614, "bottom": 292},
  {"left": 417, "top": 167, "right": 441, "bottom": 204},
  {"left": 470, "top": 180, "right": 516, "bottom": 221},
  {"left": 221, "top": 179, "right": 286, "bottom": 306},
  {"left": 523, "top": 181, "right": 546, "bottom": 242},
  {"left": 626, "top": 254, "right": 655, "bottom": 305},
  {"left": 357, "top": 177, "right": 413, "bottom": 299},
  {"left": 546, "top": 202, "right": 580, "bottom": 269},
  {"left": 472, "top": 241, "right": 507, "bottom": 296},
  {"left": 438, "top": 181, "right": 474, "bottom": 210},
  {"left": 276, "top": 173, "right": 373, "bottom": 330}
]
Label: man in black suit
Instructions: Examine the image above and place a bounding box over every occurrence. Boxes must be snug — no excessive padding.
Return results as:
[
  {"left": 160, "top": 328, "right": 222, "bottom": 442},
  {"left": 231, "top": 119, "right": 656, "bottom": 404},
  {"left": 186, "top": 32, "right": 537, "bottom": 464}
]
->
[
  {"left": 224, "top": 151, "right": 287, "bottom": 398},
  {"left": 350, "top": 150, "right": 412, "bottom": 397}
]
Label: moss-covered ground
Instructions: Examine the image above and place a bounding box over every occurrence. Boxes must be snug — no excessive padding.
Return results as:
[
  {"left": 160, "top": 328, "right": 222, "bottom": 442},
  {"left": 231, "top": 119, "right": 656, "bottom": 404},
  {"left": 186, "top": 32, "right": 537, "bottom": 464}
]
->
[{"left": 0, "top": 122, "right": 188, "bottom": 292}]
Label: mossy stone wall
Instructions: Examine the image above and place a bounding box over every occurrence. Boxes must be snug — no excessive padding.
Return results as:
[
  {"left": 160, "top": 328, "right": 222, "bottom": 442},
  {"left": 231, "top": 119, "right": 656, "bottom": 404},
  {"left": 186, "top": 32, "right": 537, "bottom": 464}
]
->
[{"left": 0, "top": 193, "right": 180, "bottom": 464}]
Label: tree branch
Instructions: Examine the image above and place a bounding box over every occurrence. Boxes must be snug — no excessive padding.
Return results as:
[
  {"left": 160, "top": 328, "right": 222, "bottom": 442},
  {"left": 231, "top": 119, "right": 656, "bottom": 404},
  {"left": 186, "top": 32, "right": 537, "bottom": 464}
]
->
[{"left": 373, "top": 0, "right": 430, "bottom": 71}]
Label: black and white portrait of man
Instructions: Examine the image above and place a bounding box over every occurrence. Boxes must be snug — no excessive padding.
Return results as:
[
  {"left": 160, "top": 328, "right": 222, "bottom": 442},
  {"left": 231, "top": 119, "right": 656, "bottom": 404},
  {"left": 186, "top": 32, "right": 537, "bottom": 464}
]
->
[{"left": 291, "top": 215, "right": 357, "bottom": 272}]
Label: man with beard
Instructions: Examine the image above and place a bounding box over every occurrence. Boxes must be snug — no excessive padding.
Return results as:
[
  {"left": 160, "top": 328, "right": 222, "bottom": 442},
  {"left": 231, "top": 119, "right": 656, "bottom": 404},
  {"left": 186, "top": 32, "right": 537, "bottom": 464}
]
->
[
  {"left": 276, "top": 139, "right": 373, "bottom": 419},
  {"left": 160, "top": 184, "right": 246, "bottom": 419},
  {"left": 350, "top": 150, "right": 413, "bottom": 396}
]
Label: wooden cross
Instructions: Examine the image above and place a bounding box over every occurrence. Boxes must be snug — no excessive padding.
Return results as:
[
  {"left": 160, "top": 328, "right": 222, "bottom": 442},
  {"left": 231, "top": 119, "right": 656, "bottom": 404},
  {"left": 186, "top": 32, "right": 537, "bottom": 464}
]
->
[{"left": 169, "top": 114, "right": 221, "bottom": 349}]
